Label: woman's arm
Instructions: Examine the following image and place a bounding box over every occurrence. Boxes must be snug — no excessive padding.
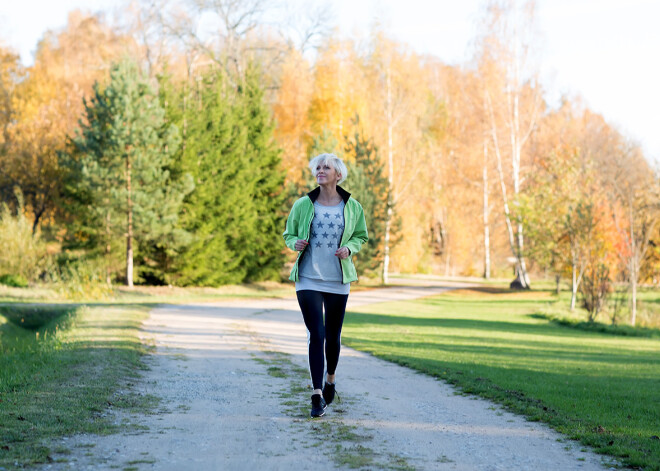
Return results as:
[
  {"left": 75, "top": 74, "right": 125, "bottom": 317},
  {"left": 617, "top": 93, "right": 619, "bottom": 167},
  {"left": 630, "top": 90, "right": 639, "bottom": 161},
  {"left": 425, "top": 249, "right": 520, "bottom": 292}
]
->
[
  {"left": 283, "top": 202, "right": 302, "bottom": 251},
  {"left": 344, "top": 205, "right": 368, "bottom": 255}
]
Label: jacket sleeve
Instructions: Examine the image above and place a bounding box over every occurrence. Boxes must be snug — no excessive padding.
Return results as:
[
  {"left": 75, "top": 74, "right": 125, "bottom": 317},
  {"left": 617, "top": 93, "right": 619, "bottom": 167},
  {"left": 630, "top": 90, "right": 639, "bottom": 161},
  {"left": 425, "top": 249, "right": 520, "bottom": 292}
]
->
[
  {"left": 282, "top": 201, "right": 301, "bottom": 251},
  {"left": 344, "top": 203, "right": 369, "bottom": 255}
]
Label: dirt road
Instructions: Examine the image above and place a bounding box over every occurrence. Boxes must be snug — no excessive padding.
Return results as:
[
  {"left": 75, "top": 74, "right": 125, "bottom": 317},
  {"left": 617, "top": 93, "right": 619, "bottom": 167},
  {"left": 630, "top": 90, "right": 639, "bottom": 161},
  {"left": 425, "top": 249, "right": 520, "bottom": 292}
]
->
[{"left": 44, "top": 283, "right": 616, "bottom": 470}]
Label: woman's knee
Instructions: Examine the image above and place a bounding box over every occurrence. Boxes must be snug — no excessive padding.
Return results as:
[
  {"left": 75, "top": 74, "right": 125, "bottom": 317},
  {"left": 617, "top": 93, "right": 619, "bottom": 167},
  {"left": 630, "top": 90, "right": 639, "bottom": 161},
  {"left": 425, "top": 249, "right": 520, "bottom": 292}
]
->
[{"left": 308, "top": 326, "right": 325, "bottom": 345}]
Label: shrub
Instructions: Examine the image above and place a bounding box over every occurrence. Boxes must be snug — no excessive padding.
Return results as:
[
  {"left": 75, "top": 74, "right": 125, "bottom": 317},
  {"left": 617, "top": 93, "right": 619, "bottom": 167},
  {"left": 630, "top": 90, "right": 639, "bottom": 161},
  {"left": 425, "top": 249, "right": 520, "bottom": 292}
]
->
[
  {"left": 0, "top": 273, "right": 29, "bottom": 288},
  {"left": 48, "top": 259, "right": 113, "bottom": 301},
  {"left": 0, "top": 193, "right": 51, "bottom": 282}
]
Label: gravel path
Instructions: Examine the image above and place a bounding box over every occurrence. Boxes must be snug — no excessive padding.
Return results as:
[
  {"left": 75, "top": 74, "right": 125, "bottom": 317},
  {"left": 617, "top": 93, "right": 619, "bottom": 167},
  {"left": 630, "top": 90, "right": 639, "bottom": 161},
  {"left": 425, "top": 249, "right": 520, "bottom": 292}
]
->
[{"left": 44, "top": 283, "right": 616, "bottom": 470}]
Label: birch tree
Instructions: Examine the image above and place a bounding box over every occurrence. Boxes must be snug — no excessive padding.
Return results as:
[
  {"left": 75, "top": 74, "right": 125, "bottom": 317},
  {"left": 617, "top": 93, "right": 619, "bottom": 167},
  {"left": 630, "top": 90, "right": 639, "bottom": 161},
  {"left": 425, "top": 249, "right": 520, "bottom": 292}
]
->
[
  {"left": 477, "top": 0, "right": 543, "bottom": 288},
  {"left": 606, "top": 143, "right": 659, "bottom": 326}
]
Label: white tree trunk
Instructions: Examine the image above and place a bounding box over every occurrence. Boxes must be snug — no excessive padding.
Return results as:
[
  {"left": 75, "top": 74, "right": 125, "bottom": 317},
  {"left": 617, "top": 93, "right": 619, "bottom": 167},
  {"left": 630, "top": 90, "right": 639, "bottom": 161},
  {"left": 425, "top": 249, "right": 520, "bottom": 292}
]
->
[
  {"left": 571, "top": 262, "right": 577, "bottom": 311},
  {"left": 483, "top": 138, "right": 491, "bottom": 279},
  {"left": 629, "top": 198, "right": 637, "bottom": 326},
  {"left": 126, "top": 150, "right": 134, "bottom": 288},
  {"left": 382, "top": 66, "right": 394, "bottom": 285}
]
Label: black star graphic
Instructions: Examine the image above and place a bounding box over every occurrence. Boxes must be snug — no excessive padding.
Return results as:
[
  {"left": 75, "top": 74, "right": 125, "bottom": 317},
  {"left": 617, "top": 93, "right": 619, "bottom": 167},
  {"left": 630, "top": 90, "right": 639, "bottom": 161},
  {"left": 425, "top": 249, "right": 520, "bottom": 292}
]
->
[
  {"left": 324, "top": 212, "right": 330, "bottom": 218},
  {"left": 322, "top": 232, "right": 329, "bottom": 239},
  {"left": 328, "top": 222, "right": 335, "bottom": 229},
  {"left": 315, "top": 241, "right": 322, "bottom": 248},
  {"left": 327, "top": 241, "right": 334, "bottom": 248}
]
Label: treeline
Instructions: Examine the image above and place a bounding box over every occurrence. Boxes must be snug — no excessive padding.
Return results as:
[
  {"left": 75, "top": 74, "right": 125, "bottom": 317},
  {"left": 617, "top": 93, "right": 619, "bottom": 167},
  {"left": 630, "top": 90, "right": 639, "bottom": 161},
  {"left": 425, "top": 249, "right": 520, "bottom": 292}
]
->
[{"left": 0, "top": 1, "right": 658, "bottom": 325}]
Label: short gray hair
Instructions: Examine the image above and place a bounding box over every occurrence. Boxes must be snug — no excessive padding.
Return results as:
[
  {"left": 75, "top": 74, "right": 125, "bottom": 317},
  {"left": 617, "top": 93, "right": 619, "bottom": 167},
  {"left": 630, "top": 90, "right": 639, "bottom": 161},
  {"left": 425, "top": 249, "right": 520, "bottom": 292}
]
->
[{"left": 308, "top": 153, "right": 348, "bottom": 184}]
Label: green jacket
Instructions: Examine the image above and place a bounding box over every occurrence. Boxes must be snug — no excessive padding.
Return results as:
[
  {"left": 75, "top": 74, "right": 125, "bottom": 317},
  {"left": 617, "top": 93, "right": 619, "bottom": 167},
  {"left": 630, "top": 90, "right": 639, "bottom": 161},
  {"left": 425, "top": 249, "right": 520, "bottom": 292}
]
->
[{"left": 283, "top": 186, "right": 368, "bottom": 284}]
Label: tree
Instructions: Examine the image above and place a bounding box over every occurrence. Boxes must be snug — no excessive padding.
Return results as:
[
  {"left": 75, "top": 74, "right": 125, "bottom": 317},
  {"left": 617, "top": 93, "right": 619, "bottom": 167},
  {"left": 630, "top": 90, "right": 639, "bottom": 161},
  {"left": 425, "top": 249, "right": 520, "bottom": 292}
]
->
[
  {"left": 604, "top": 142, "right": 659, "bottom": 326},
  {"left": 342, "top": 119, "right": 392, "bottom": 278},
  {"left": 477, "top": 0, "right": 544, "bottom": 288},
  {"left": 239, "top": 64, "right": 287, "bottom": 281},
  {"left": 365, "top": 32, "right": 435, "bottom": 280},
  {"left": 168, "top": 65, "right": 285, "bottom": 286},
  {"left": 66, "top": 57, "right": 192, "bottom": 287},
  {"left": 1, "top": 12, "right": 131, "bottom": 232}
]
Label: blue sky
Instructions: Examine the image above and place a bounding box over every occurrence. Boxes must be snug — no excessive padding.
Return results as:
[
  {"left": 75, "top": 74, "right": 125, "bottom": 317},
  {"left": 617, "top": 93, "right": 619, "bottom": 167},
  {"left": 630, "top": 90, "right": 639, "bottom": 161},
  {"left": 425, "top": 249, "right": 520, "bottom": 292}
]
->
[{"left": 1, "top": 0, "right": 659, "bottom": 162}]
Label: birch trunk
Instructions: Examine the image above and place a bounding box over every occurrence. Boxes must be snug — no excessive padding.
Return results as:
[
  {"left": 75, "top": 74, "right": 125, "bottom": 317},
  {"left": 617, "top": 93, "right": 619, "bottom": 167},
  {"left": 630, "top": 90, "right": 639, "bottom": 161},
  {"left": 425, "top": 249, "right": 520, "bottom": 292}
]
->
[
  {"left": 629, "top": 197, "right": 637, "bottom": 326},
  {"left": 571, "top": 261, "right": 577, "bottom": 310},
  {"left": 106, "top": 211, "right": 112, "bottom": 286},
  {"left": 483, "top": 138, "right": 491, "bottom": 279},
  {"left": 382, "top": 66, "right": 394, "bottom": 285},
  {"left": 126, "top": 150, "right": 134, "bottom": 288}
]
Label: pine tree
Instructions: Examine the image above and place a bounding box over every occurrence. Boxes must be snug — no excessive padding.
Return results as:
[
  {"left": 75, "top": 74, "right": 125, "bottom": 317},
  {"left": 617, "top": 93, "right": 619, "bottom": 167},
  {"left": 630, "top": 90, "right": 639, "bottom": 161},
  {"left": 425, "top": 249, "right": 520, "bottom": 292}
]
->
[
  {"left": 342, "top": 121, "right": 392, "bottom": 278},
  {"left": 65, "top": 57, "right": 192, "bottom": 286},
  {"left": 239, "top": 65, "right": 286, "bottom": 281},
  {"left": 170, "top": 66, "right": 286, "bottom": 286}
]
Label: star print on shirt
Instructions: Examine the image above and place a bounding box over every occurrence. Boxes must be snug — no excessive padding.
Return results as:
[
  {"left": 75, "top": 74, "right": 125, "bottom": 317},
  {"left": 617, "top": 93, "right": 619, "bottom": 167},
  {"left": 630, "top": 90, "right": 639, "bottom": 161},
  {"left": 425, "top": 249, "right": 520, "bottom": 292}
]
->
[
  {"left": 323, "top": 212, "right": 330, "bottom": 218},
  {"left": 328, "top": 222, "right": 335, "bottom": 229},
  {"left": 317, "top": 222, "right": 324, "bottom": 229},
  {"left": 335, "top": 213, "right": 341, "bottom": 219},
  {"left": 327, "top": 241, "right": 334, "bottom": 248},
  {"left": 331, "top": 233, "right": 338, "bottom": 240},
  {"left": 322, "top": 232, "right": 329, "bottom": 239},
  {"left": 315, "top": 241, "right": 322, "bottom": 248},
  {"left": 311, "top": 231, "right": 317, "bottom": 238},
  {"left": 337, "top": 224, "right": 344, "bottom": 231}
]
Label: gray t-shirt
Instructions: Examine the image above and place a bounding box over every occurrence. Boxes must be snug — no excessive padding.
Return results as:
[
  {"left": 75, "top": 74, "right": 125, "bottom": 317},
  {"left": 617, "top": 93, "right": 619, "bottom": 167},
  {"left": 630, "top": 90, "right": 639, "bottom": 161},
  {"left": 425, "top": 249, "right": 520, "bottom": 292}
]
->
[{"left": 298, "top": 201, "right": 345, "bottom": 282}]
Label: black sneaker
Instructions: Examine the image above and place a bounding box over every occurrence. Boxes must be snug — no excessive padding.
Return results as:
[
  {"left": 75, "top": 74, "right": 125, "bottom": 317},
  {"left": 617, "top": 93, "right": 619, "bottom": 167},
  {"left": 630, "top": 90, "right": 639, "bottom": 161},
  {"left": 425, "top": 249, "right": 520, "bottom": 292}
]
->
[
  {"left": 322, "top": 382, "right": 336, "bottom": 405},
  {"left": 310, "top": 394, "right": 326, "bottom": 418}
]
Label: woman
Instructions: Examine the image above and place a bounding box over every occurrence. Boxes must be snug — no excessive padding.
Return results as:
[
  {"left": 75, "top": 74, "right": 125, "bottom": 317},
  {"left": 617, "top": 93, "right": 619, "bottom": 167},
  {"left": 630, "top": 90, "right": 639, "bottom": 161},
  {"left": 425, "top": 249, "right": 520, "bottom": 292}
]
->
[{"left": 283, "top": 153, "right": 368, "bottom": 418}]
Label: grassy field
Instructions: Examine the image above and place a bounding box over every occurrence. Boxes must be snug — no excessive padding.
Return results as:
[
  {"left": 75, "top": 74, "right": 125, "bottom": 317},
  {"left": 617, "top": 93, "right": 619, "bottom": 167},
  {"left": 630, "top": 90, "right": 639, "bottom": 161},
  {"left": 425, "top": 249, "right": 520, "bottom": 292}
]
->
[
  {"left": 0, "top": 302, "right": 156, "bottom": 468},
  {"left": 0, "top": 281, "right": 299, "bottom": 469},
  {"left": 342, "top": 287, "right": 660, "bottom": 471}
]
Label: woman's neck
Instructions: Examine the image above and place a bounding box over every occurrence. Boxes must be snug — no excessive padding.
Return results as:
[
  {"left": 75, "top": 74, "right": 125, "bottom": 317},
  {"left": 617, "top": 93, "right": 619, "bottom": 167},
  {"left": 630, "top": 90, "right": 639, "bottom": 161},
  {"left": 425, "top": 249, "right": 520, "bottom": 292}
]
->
[{"left": 317, "top": 183, "right": 341, "bottom": 205}]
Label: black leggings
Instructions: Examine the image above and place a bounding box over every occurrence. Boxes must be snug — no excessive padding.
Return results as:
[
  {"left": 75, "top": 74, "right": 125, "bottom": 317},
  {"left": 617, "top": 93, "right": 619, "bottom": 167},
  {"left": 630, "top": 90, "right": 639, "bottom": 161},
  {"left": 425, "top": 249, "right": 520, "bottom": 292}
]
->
[{"left": 296, "top": 290, "right": 349, "bottom": 390}]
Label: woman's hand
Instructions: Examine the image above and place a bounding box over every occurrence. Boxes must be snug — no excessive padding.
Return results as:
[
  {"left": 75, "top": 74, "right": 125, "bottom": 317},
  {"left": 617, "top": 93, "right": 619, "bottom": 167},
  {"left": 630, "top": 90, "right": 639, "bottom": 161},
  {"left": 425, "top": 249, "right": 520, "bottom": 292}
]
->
[
  {"left": 335, "top": 247, "right": 350, "bottom": 259},
  {"left": 295, "top": 239, "right": 309, "bottom": 251}
]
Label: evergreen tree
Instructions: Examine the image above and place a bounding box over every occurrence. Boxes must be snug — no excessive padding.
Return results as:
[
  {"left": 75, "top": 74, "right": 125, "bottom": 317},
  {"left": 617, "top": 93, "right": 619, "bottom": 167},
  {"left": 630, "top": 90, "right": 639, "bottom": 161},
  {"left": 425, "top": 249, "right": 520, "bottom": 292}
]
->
[
  {"left": 239, "top": 65, "right": 286, "bottom": 281},
  {"left": 169, "top": 66, "right": 285, "bottom": 286},
  {"left": 342, "top": 122, "right": 392, "bottom": 278},
  {"left": 64, "top": 57, "right": 192, "bottom": 286}
]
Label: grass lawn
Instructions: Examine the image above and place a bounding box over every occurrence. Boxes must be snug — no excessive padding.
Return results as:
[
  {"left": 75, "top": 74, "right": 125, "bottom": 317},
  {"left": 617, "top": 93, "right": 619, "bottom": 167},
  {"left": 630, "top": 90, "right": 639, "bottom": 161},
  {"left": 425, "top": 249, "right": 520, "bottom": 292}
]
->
[
  {"left": 343, "top": 287, "right": 660, "bottom": 471},
  {"left": 0, "top": 303, "right": 155, "bottom": 468},
  {"left": 0, "top": 281, "right": 299, "bottom": 469}
]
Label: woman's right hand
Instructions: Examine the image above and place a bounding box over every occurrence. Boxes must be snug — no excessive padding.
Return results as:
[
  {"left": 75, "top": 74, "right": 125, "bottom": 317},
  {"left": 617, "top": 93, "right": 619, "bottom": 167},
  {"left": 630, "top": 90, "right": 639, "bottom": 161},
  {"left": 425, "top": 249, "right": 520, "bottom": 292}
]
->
[{"left": 295, "top": 239, "right": 309, "bottom": 251}]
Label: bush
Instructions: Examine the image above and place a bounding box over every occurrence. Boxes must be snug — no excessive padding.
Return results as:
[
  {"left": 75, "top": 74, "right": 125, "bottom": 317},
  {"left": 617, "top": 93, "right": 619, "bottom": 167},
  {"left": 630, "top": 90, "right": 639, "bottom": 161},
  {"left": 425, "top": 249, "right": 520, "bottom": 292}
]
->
[
  {"left": 48, "top": 259, "right": 113, "bottom": 301},
  {"left": 0, "top": 193, "right": 51, "bottom": 282},
  {"left": 0, "top": 273, "right": 29, "bottom": 288}
]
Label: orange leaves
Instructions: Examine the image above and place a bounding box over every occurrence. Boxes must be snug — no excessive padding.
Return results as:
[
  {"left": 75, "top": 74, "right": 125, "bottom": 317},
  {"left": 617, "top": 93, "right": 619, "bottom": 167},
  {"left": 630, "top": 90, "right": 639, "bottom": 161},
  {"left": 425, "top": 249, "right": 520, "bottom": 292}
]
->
[{"left": 273, "top": 48, "right": 313, "bottom": 183}]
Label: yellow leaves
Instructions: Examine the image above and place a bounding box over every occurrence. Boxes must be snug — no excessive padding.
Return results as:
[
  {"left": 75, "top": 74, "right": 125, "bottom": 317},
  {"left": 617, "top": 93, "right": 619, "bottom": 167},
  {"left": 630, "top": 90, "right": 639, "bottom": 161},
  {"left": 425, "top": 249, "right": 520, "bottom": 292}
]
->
[
  {"left": 273, "top": 48, "right": 313, "bottom": 183},
  {"left": 308, "top": 38, "right": 371, "bottom": 148}
]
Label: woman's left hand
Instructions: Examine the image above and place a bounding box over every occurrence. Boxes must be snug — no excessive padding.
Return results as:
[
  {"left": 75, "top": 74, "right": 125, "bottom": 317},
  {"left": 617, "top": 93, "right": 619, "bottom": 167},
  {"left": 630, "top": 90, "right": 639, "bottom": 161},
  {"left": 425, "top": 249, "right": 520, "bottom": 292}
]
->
[{"left": 335, "top": 247, "right": 350, "bottom": 260}]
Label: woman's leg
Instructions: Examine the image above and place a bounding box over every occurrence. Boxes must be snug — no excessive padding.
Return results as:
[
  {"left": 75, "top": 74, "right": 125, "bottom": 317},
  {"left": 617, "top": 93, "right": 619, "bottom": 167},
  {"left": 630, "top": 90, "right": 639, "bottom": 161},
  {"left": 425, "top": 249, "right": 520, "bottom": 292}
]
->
[
  {"left": 322, "top": 292, "right": 349, "bottom": 379},
  {"left": 296, "top": 290, "right": 325, "bottom": 391}
]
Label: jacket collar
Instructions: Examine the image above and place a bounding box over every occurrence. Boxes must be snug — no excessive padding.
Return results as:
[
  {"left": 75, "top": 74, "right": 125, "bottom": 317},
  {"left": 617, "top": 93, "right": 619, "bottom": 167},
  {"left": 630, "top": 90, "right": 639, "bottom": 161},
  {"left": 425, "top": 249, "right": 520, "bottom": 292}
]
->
[{"left": 307, "top": 186, "right": 351, "bottom": 204}]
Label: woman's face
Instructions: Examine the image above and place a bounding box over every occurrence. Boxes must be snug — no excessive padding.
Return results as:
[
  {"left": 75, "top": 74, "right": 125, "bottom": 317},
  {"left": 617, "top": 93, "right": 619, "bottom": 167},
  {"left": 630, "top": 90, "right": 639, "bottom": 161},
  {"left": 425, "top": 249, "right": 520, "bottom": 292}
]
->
[{"left": 316, "top": 161, "right": 341, "bottom": 185}]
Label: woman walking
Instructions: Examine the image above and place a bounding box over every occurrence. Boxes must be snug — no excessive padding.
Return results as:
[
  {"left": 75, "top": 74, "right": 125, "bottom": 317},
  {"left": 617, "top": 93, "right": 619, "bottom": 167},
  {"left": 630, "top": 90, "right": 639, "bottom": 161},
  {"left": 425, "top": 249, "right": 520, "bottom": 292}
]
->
[{"left": 283, "top": 153, "right": 368, "bottom": 418}]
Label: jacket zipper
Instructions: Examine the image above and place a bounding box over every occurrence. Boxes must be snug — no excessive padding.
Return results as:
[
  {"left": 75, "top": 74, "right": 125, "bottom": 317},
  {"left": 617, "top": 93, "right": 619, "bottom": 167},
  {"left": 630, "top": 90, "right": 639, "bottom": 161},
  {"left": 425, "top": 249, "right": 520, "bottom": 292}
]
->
[{"left": 338, "top": 203, "right": 347, "bottom": 283}]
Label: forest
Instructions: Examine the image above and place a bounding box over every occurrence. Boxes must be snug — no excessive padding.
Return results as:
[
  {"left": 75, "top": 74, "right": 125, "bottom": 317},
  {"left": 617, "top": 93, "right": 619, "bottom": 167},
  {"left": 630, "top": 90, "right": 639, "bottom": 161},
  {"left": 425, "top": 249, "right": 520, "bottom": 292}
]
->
[{"left": 1, "top": 0, "right": 658, "bottom": 327}]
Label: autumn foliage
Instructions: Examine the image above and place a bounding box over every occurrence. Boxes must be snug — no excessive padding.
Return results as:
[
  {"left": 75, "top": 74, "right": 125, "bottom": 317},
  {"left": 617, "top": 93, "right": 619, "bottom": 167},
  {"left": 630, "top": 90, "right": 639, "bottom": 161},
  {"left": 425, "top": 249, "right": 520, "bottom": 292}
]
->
[{"left": 0, "top": 2, "right": 658, "bottom": 325}]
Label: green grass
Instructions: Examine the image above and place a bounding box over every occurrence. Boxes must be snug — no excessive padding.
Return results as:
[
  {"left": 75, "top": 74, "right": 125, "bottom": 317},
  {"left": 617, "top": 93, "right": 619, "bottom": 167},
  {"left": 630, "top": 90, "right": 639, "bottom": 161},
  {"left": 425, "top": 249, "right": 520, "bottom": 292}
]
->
[
  {"left": 0, "top": 281, "right": 295, "bottom": 305},
  {"left": 342, "top": 287, "right": 660, "bottom": 471},
  {"left": 0, "top": 303, "right": 155, "bottom": 469}
]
